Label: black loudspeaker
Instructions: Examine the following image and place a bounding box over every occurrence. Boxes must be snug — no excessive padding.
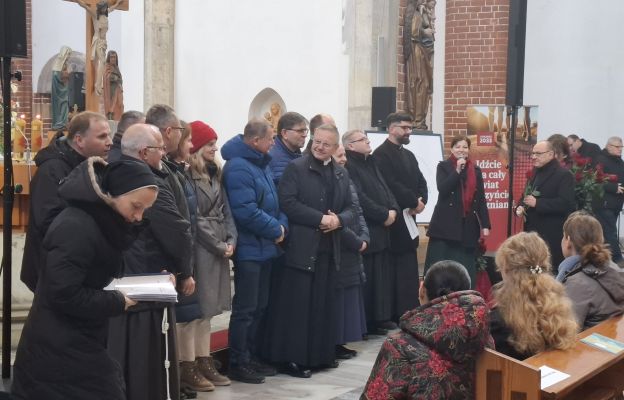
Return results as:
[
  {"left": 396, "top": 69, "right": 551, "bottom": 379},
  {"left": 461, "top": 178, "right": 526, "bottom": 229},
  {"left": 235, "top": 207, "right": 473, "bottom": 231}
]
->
[
  {"left": 371, "top": 87, "right": 396, "bottom": 128},
  {"left": 505, "top": 0, "right": 528, "bottom": 106},
  {"left": 68, "top": 72, "right": 85, "bottom": 112},
  {"left": 0, "top": 0, "right": 27, "bottom": 58}
]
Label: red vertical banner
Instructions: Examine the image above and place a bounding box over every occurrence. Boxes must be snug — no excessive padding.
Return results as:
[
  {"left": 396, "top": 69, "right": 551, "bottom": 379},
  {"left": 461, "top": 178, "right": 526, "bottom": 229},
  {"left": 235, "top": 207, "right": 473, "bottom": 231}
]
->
[{"left": 466, "top": 105, "right": 538, "bottom": 251}]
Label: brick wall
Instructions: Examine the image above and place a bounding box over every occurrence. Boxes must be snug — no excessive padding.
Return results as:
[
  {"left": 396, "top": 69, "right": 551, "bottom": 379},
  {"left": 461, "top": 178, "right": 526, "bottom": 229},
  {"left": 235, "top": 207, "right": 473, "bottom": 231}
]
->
[
  {"left": 397, "top": 0, "right": 510, "bottom": 150},
  {"left": 444, "top": 0, "right": 509, "bottom": 148}
]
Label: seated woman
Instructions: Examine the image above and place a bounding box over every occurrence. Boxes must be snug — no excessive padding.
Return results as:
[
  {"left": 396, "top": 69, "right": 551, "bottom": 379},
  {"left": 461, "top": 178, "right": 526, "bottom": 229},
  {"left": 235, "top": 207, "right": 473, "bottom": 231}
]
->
[
  {"left": 362, "top": 260, "right": 491, "bottom": 400},
  {"left": 559, "top": 211, "right": 624, "bottom": 330},
  {"left": 489, "top": 232, "right": 578, "bottom": 360}
]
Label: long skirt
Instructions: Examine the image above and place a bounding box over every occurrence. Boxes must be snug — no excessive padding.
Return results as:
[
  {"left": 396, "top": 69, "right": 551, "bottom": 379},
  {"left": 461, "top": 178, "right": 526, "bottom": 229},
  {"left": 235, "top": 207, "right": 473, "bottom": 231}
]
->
[
  {"left": 262, "top": 253, "right": 337, "bottom": 368},
  {"left": 363, "top": 250, "right": 393, "bottom": 324},
  {"left": 424, "top": 238, "right": 477, "bottom": 289},
  {"left": 335, "top": 284, "right": 367, "bottom": 344},
  {"left": 108, "top": 305, "right": 180, "bottom": 400},
  {"left": 389, "top": 250, "right": 421, "bottom": 320}
]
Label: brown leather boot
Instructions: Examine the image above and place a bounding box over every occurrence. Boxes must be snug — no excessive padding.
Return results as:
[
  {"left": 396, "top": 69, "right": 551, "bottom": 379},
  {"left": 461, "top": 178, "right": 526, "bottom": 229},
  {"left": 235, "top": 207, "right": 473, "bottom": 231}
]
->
[
  {"left": 196, "top": 356, "right": 231, "bottom": 386},
  {"left": 179, "top": 361, "right": 215, "bottom": 392}
]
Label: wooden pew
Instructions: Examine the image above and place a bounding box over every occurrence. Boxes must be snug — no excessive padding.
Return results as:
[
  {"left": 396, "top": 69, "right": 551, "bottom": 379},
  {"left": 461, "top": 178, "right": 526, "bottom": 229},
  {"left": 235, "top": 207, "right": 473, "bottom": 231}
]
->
[{"left": 476, "top": 315, "right": 624, "bottom": 399}]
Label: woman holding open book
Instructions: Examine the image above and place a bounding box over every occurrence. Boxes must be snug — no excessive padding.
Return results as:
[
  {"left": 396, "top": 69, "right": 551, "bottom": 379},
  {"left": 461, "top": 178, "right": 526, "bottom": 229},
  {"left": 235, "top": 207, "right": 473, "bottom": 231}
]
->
[{"left": 12, "top": 157, "right": 157, "bottom": 400}]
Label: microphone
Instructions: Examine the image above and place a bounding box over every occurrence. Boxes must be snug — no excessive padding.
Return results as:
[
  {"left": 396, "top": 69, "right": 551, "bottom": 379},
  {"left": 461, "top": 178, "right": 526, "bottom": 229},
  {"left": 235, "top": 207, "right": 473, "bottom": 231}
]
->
[{"left": 459, "top": 155, "right": 466, "bottom": 170}]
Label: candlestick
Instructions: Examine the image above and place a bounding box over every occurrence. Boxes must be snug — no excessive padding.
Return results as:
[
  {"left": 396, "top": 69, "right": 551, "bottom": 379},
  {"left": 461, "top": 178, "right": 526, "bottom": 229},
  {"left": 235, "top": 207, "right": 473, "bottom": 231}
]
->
[
  {"left": 31, "top": 114, "right": 42, "bottom": 153},
  {"left": 14, "top": 114, "right": 26, "bottom": 157}
]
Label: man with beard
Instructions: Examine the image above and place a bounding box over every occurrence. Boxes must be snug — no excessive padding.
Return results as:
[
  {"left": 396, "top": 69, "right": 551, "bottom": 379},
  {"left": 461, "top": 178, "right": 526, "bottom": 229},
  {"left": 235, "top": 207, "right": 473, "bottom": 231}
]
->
[
  {"left": 516, "top": 140, "right": 575, "bottom": 271},
  {"left": 342, "top": 129, "right": 399, "bottom": 335},
  {"left": 373, "top": 112, "right": 427, "bottom": 322}
]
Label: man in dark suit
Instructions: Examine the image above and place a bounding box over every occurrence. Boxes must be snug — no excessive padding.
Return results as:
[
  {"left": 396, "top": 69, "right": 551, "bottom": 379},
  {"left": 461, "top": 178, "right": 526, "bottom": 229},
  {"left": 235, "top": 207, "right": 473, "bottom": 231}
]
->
[
  {"left": 517, "top": 140, "right": 576, "bottom": 271},
  {"left": 373, "top": 112, "right": 428, "bottom": 321},
  {"left": 568, "top": 134, "right": 601, "bottom": 164}
]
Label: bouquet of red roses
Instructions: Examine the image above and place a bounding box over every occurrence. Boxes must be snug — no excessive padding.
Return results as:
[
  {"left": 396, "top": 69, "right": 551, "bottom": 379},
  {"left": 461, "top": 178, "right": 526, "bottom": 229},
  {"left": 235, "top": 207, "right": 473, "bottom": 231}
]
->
[{"left": 570, "top": 154, "right": 617, "bottom": 212}]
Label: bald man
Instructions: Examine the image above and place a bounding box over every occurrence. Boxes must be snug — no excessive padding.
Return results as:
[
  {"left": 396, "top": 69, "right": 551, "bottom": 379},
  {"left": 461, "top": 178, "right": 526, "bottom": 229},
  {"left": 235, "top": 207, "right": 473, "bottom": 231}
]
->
[{"left": 518, "top": 140, "right": 575, "bottom": 270}]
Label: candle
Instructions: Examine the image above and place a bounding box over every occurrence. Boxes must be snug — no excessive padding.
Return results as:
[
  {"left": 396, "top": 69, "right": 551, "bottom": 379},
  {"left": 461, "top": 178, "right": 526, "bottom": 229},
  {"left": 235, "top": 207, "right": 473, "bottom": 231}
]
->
[
  {"left": 31, "top": 114, "right": 42, "bottom": 152},
  {"left": 14, "top": 114, "right": 26, "bottom": 156}
]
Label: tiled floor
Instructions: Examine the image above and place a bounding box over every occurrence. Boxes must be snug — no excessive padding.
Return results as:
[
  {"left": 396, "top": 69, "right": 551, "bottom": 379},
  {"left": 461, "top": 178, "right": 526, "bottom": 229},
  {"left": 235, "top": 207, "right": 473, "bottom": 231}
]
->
[{"left": 196, "top": 335, "right": 386, "bottom": 400}]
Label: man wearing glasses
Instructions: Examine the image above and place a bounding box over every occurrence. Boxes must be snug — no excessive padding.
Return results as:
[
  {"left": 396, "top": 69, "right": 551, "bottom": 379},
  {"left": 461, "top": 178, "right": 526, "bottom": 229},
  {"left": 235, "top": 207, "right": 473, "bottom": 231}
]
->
[
  {"left": 342, "top": 129, "right": 399, "bottom": 336},
  {"left": 268, "top": 111, "right": 309, "bottom": 185},
  {"left": 595, "top": 137, "right": 624, "bottom": 267},
  {"left": 519, "top": 140, "right": 575, "bottom": 270},
  {"left": 373, "top": 112, "right": 428, "bottom": 323}
]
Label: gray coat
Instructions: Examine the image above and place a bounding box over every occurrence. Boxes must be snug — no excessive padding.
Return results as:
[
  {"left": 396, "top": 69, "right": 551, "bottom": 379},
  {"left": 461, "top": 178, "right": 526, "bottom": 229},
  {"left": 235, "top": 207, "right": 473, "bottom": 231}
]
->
[
  {"left": 563, "top": 261, "right": 624, "bottom": 330},
  {"left": 188, "top": 169, "right": 237, "bottom": 318}
]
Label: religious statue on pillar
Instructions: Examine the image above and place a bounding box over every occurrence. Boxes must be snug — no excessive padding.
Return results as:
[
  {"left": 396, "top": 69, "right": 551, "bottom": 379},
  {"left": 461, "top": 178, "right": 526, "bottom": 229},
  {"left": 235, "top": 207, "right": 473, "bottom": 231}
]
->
[
  {"left": 51, "top": 46, "right": 72, "bottom": 130},
  {"left": 104, "top": 50, "right": 124, "bottom": 120},
  {"left": 404, "top": 0, "right": 436, "bottom": 131},
  {"left": 74, "top": 0, "right": 123, "bottom": 96}
]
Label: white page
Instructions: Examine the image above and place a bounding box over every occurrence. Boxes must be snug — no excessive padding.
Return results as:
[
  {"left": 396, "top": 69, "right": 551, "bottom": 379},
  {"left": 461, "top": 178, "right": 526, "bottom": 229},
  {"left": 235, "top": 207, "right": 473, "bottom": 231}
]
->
[
  {"left": 403, "top": 208, "right": 419, "bottom": 240},
  {"left": 539, "top": 365, "right": 570, "bottom": 390}
]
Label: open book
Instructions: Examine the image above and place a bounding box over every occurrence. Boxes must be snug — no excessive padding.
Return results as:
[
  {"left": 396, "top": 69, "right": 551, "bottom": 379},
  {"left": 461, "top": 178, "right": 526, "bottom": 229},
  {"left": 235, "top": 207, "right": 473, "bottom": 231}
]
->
[{"left": 104, "top": 273, "right": 178, "bottom": 302}]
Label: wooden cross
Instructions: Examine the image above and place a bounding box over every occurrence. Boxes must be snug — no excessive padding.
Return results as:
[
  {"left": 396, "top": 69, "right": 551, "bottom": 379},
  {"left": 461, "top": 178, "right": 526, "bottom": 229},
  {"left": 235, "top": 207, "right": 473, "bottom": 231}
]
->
[{"left": 64, "top": 0, "right": 129, "bottom": 113}]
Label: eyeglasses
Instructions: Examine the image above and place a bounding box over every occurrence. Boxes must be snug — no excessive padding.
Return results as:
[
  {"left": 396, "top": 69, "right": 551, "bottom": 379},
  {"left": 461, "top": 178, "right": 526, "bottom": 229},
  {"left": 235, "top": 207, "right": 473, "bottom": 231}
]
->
[
  {"left": 609, "top": 144, "right": 624, "bottom": 149},
  {"left": 169, "top": 126, "right": 184, "bottom": 131},
  {"left": 288, "top": 128, "right": 309, "bottom": 135},
  {"left": 312, "top": 139, "right": 336, "bottom": 149},
  {"left": 530, "top": 150, "right": 553, "bottom": 156},
  {"left": 350, "top": 137, "right": 370, "bottom": 144},
  {"left": 146, "top": 146, "right": 166, "bottom": 152}
]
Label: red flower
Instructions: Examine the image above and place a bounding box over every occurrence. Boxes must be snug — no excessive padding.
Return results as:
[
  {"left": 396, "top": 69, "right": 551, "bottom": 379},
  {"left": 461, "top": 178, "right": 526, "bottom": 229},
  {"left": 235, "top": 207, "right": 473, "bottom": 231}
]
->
[
  {"left": 573, "top": 154, "right": 590, "bottom": 167},
  {"left": 574, "top": 171, "right": 584, "bottom": 182},
  {"left": 366, "top": 374, "right": 389, "bottom": 400},
  {"left": 428, "top": 352, "right": 452, "bottom": 377},
  {"left": 442, "top": 303, "right": 466, "bottom": 327},
  {"left": 525, "top": 168, "right": 534, "bottom": 180},
  {"left": 608, "top": 174, "right": 618, "bottom": 183}
]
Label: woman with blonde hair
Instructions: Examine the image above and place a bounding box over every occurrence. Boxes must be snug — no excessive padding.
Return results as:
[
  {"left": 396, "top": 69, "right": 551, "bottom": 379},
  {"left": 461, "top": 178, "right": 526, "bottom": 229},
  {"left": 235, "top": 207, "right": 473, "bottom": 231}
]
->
[
  {"left": 559, "top": 211, "right": 624, "bottom": 330},
  {"left": 489, "top": 232, "right": 578, "bottom": 359}
]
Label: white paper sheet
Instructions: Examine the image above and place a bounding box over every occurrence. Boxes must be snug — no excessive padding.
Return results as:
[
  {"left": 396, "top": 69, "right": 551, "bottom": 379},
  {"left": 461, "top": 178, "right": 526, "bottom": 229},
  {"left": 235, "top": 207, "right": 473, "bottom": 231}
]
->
[
  {"left": 403, "top": 208, "right": 419, "bottom": 240},
  {"left": 539, "top": 365, "right": 570, "bottom": 389}
]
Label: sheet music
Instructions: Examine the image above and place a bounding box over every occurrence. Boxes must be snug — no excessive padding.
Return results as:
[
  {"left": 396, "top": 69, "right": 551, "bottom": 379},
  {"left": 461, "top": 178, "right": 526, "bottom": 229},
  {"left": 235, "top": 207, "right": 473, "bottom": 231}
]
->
[
  {"left": 403, "top": 208, "right": 419, "bottom": 240},
  {"left": 104, "top": 274, "right": 178, "bottom": 302}
]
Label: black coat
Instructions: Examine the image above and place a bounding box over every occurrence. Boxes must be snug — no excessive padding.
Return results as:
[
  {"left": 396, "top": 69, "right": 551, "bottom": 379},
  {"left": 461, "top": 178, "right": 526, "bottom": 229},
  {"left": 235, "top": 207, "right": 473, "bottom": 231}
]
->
[
  {"left": 596, "top": 149, "right": 624, "bottom": 211},
  {"left": 337, "top": 182, "right": 370, "bottom": 287},
  {"left": 373, "top": 139, "right": 428, "bottom": 252},
  {"left": 577, "top": 139, "right": 602, "bottom": 165},
  {"left": 21, "top": 137, "right": 85, "bottom": 292},
  {"left": 12, "top": 158, "right": 142, "bottom": 400},
  {"left": 427, "top": 159, "right": 491, "bottom": 247},
  {"left": 122, "top": 157, "right": 192, "bottom": 279},
  {"left": 278, "top": 154, "right": 357, "bottom": 272},
  {"left": 344, "top": 150, "right": 398, "bottom": 253},
  {"left": 524, "top": 159, "right": 576, "bottom": 266}
]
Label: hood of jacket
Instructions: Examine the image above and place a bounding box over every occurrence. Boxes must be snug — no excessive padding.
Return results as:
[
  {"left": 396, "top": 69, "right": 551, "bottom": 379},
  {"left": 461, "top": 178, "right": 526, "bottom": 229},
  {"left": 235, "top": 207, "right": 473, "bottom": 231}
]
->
[
  {"left": 34, "top": 136, "right": 85, "bottom": 169},
  {"left": 399, "top": 290, "right": 491, "bottom": 364},
  {"left": 221, "top": 134, "right": 272, "bottom": 168},
  {"left": 58, "top": 156, "right": 115, "bottom": 207}
]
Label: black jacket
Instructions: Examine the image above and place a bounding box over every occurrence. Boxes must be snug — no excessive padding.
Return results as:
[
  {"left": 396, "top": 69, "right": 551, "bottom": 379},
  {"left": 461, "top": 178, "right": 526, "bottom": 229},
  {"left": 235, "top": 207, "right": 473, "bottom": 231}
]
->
[
  {"left": 337, "top": 182, "right": 370, "bottom": 287},
  {"left": 12, "top": 157, "right": 143, "bottom": 400},
  {"left": 427, "top": 159, "right": 491, "bottom": 247},
  {"left": 524, "top": 159, "right": 576, "bottom": 266},
  {"left": 596, "top": 149, "right": 624, "bottom": 211},
  {"left": 122, "top": 156, "right": 193, "bottom": 279},
  {"left": 577, "top": 139, "right": 602, "bottom": 165},
  {"left": 21, "top": 137, "right": 86, "bottom": 292},
  {"left": 373, "top": 139, "right": 428, "bottom": 252},
  {"left": 278, "top": 154, "right": 357, "bottom": 272},
  {"left": 344, "top": 150, "right": 398, "bottom": 253}
]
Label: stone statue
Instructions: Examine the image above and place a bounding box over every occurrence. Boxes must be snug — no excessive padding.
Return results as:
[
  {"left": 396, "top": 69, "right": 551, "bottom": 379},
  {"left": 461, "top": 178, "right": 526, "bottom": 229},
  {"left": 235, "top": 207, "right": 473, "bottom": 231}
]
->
[
  {"left": 51, "top": 46, "right": 72, "bottom": 130},
  {"left": 264, "top": 102, "right": 281, "bottom": 132},
  {"left": 103, "top": 50, "right": 124, "bottom": 120},
  {"left": 404, "top": 0, "right": 436, "bottom": 130},
  {"left": 74, "top": 0, "right": 122, "bottom": 96}
]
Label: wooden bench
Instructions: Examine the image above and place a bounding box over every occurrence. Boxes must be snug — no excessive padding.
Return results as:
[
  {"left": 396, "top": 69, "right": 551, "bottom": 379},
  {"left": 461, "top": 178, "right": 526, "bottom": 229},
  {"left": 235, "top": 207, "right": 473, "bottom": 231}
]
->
[{"left": 476, "top": 315, "right": 624, "bottom": 399}]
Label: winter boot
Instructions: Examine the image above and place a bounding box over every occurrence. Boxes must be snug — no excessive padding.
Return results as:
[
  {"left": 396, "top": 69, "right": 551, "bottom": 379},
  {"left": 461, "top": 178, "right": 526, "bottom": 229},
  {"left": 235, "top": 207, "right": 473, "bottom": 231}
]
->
[
  {"left": 196, "top": 356, "right": 231, "bottom": 386},
  {"left": 179, "top": 361, "right": 215, "bottom": 392}
]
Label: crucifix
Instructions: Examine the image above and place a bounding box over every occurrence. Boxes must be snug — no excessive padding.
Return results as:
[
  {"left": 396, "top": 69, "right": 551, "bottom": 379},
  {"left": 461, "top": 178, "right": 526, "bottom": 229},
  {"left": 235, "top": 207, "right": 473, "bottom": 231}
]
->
[{"left": 64, "top": 0, "right": 128, "bottom": 112}]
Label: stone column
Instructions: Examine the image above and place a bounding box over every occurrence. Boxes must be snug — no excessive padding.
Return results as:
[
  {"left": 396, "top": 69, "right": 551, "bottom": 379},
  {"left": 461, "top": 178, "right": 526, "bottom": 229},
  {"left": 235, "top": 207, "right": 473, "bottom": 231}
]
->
[{"left": 144, "top": 0, "right": 175, "bottom": 108}]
